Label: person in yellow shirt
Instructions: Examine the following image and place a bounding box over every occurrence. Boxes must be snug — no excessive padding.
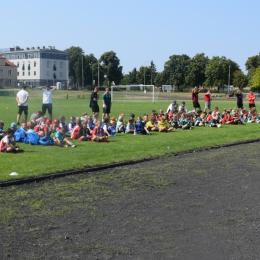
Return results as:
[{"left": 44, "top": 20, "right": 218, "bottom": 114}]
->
[{"left": 157, "top": 116, "right": 173, "bottom": 132}]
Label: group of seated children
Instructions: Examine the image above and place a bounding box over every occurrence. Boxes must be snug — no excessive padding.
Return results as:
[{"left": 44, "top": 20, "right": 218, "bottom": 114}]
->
[{"left": 1, "top": 104, "right": 259, "bottom": 153}]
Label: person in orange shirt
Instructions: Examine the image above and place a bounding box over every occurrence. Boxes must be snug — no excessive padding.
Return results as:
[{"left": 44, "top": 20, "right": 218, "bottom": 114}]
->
[{"left": 247, "top": 91, "right": 256, "bottom": 110}]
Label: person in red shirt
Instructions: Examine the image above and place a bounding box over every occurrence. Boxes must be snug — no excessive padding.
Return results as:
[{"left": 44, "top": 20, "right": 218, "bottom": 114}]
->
[
  {"left": 204, "top": 90, "right": 212, "bottom": 113},
  {"left": 247, "top": 91, "right": 256, "bottom": 110},
  {"left": 192, "top": 87, "right": 201, "bottom": 111}
]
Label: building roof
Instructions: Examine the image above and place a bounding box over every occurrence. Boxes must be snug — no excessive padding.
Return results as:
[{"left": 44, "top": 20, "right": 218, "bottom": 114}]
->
[{"left": 0, "top": 55, "right": 17, "bottom": 67}]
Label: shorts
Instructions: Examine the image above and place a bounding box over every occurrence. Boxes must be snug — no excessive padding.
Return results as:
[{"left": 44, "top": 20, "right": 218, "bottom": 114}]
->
[
  {"left": 237, "top": 102, "right": 243, "bottom": 109},
  {"left": 18, "top": 106, "right": 28, "bottom": 116},
  {"left": 193, "top": 102, "right": 201, "bottom": 109},
  {"left": 42, "top": 103, "right": 53, "bottom": 115},
  {"left": 205, "top": 102, "right": 211, "bottom": 109},
  {"left": 249, "top": 104, "right": 256, "bottom": 109},
  {"left": 103, "top": 106, "right": 111, "bottom": 114},
  {"left": 92, "top": 104, "right": 99, "bottom": 113}
]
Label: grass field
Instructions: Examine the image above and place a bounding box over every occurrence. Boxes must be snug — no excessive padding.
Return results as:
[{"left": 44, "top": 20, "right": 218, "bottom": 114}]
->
[{"left": 0, "top": 89, "right": 259, "bottom": 182}]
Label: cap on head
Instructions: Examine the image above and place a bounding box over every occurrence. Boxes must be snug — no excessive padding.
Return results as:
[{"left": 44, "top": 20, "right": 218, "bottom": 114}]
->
[
  {"left": 130, "top": 113, "right": 135, "bottom": 118},
  {"left": 11, "top": 122, "right": 17, "bottom": 128}
]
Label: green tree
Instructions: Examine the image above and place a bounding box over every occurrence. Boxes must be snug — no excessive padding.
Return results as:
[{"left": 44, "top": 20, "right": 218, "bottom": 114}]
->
[
  {"left": 65, "top": 46, "right": 83, "bottom": 88},
  {"left": 163, "top": 54, "right": 191, "bottom": 90},
  {"left": 250, "top": 67, "right": 260, "bottom": 91},
  {"left": 185, "top": 53, "right": 209, "bottom": 87},
  {"left": 245, "top": 53, "right": 260, "bottom": 79},
  {"left": 204, "top": 56, "right": 239, "bottom": 90},
  {"left": 120, "top": 68, "right": 138, "bottom": 85},
  {"left": 100, "top": 51, "right": 123, "bottom": 85},
  {"left": 233, "top": 70, "right": 248, "bottom": 89}
]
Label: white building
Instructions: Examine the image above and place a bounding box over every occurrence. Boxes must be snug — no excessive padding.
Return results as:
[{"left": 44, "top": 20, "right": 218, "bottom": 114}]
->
[{"left": 0, "top": 46, "right": 68, "bottom": 88}]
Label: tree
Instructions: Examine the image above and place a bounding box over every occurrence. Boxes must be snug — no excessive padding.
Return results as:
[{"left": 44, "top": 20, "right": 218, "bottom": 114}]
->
[
  {"left": 204, "top": 56, "right": 240, "bottom": 90},
  {"left": 120, "top": 68, "right": 138, "bottom": 85},
  {"left": 250, "top": 67, "right": 260, "bottom": 91},
  {"left": 100, "top": 51, "right": 123, "bottom": 85},
  {"left": 65, "top": 46, "right": 83, "bottom": 88},
  {"left": 185, "top": 53, "right": 209, "bottom": 87},
  {"left": 163, "top": 54, "right": 191, "bottom": 90},
  {"left": 245, "top": 53, "right": 260, "bottom": 78},
  {"left": 233, "top": 70, "right": 248, "bottom": 90}
]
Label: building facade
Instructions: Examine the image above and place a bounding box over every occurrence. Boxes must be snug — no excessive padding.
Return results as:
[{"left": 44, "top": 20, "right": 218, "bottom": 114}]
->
[
  {"left": 0, "top": 55, "right": 17, "bottom": 87},
  {"left": 0, "top": 46, "right": 69, "bottom": 88}
]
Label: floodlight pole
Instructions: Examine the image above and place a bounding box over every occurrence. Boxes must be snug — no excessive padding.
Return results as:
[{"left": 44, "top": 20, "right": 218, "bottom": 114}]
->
[
  {"left": 98, "top": 60, "right": 100, "bottom": 88},
  {"left": 82, "top": 51, "right": 84, "bottom": 98},
  {"left": 228, "top": 65, "right": 231, "bottom": 94}
]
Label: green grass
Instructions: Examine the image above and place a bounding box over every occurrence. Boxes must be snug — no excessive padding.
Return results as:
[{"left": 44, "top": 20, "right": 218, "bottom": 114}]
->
[{"left": 0, "top": 89, "right": 259, "bottom": 182}]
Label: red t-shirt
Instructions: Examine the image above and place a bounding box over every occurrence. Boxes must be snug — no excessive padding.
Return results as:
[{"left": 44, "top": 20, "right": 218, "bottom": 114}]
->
[
  {"left": 192, "top": 92, "right": 199, "bottom": 102},
  {"left": 204, "top": 93, "right": 211, "bottom": 102},
  {"left": 247, "top": 94, "right": 256, "bottom": 104}
]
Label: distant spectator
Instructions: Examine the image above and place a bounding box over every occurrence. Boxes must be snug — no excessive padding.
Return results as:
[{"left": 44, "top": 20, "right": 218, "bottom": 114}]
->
[{"left": 16, "top": 85, "right": 29, "bottom": 125}]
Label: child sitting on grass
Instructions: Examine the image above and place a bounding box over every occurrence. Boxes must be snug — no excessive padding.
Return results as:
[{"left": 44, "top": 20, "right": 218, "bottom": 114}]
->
[
  {"left": 158, "top": 116, "right": 173, "bottom": 132},
  {"left": 91, "top": 120, "right": 109, "bottom": 142},
  {"left": 125, "top": 117, "right": 136, "bottom": 134},
  {"left": 0, "top": 128, "right": 23, "bottom": 153},
  {"left": 78, "top": 121, "right": 91, "bottom": 141},
  {"left": 54, "top": 126, "right": 76, "bottom": 148}
]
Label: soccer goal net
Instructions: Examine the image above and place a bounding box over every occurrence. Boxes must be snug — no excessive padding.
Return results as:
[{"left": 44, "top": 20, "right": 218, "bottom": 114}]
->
[
  {"left": 111, "top": 85, "right": 159, "bottom": 102},
  {"left": 0, "top": 88, "right": 19, "bottom": 96}
]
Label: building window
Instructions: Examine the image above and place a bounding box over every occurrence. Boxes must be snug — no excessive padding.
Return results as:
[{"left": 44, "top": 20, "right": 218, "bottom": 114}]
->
[
  {"left": 47, "top": 61, "right": 50, "bottom": 68},
  {"left": 22, "top": 64, "right": 25, "bottom": 71},
  {"left": 18, "top": 72, "right": 19, "bottom": 76},
  {"left": 8, "top": 70, "right": 12, "bottom": 76},
  {"left": 53, "top": 64, "right": 56, "bottom": 71},
  {"left": 28, "top": 72, "right": 30, "bottom": 76},
  {"left": 60, "top": 62, "right": 63, "bottom": 68},
  {"left": 28, "top": 64, "right": 31, "bottom": 70},
  {"left": 22, "top": 72, "right": 25, "bottom": 76},
  {"left": 34, "top": 71, "right": 36, "bottom": 76},
  {"left": 47, "top": 71, "right": 49, "bottom": 76},
  {"left": 8, "top": 79, "right": 12, "bottom": 85},
  {"left": 53, "top": 73, "right": 56, "bottom": 79},
  {"left": 60, "top": 72, "right": 63, "bottom": 77},
  {"left": 0, "top": 70, "right": 3, "bottom": 75},
  {"left": 17, "top": 62, "right": 19, "bottom": 67},
  {"left": 34, "top": 61, "right": 36, "bottom": 67}
]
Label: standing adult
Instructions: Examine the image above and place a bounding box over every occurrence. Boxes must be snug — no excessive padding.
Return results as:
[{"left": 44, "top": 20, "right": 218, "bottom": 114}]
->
[
  {"left": 247, "top": 90, "right": 256, "bottom": 110},
  {"left": 39, "top": 85, "right": 57, "bottom": 122},
  {"left": 16, "top": 85, "right": 29, "bottom": 125},
  {"left": 91, "top": 87, "right": 99, "bottom": 118},
  {"left": 102, "top": 88, "right": 112, "bottom": 120},
  {"left": 204, "top": 90, "right": 212, "bottom": 113},
  {"left": 192, "top": 87, "right": 201, "bottom": 111},
  {"left": 236, "top": 89, "right": 243, "bottom": 110}
]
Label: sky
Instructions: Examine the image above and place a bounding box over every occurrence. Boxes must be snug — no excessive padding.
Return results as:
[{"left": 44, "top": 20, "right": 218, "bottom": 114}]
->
[{"left": 2, "top": 0, "right": 260, "bottom": 74}]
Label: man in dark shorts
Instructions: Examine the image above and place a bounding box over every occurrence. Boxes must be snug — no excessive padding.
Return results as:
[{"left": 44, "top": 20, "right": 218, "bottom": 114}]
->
[
  {"left": 91, "top": 87, "right": 99, "bottom": 118},
  {"left": 16, "top": 85, "right": 29, "bottom": 125},
  {"left": 102, "top": 88, "right": 112, "bottom": 121},
  {"left": 192, "top": 87, "right": 201, "bottom": 111},
  {"left": 236, "top": 89, "right": 243, "bottom": 110},
  {"left": 40, "top": 85, "right": 56, "bottom": 122}
]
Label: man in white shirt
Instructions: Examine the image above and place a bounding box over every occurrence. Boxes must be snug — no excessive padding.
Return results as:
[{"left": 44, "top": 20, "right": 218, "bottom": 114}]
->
[
  {"left": 39, "top": 85, "right": 57, "bottom": 122},
  {"left": 16, "top": 85, "right": 29, "bottom": 125}
]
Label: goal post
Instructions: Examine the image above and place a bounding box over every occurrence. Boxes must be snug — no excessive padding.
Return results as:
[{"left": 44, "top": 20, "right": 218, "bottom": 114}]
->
[{"left": 111, "top": 84, "right": 157, "bottom": 103}]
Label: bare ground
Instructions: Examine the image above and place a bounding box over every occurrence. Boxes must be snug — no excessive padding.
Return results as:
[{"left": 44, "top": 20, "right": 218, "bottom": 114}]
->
[{"left": 1, "top": 142, "right": 260, "bottom": 260}]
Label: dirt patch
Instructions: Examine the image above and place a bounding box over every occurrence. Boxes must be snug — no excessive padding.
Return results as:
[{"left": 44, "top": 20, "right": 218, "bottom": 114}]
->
[{"left": 0, "top": 142, "right": 260, "bottom": 259}]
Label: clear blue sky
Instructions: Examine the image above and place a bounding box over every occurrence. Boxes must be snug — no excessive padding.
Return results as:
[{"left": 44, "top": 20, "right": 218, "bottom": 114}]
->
[{"left": 2, "top": 0, "right": 260, "bottom": 74}]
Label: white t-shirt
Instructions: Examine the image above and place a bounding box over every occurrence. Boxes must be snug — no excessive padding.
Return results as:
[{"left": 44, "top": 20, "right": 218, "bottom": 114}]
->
[
  {"left": 17, "top": 89, "right": 29, "bottom": 106},
  {"left": 42, "top": 89, "right": 54, "bottom": 104}
]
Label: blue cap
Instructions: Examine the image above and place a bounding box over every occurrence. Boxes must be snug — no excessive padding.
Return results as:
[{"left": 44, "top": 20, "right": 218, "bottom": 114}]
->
[
  {"left": 173, "top": 100, "right": 176, "bottom": 103},
  {"left": 11, "top": 122, "right": 17, "bottom": 128}
]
